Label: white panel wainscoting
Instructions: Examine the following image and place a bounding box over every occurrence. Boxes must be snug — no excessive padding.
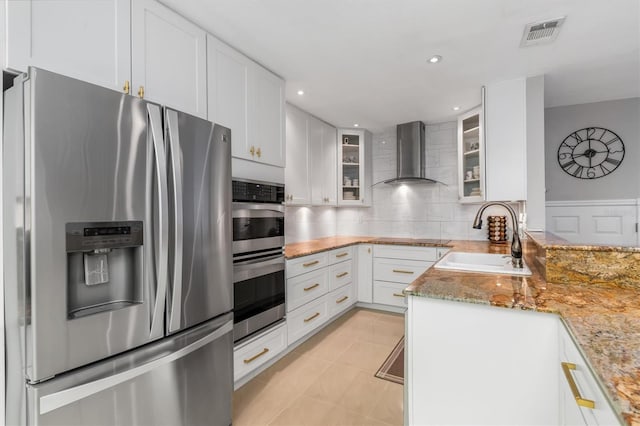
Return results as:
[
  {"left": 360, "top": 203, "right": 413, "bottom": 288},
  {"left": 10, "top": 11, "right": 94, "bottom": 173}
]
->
[{"left": 546, "top": 199, "right": 639, "bottom": 246}]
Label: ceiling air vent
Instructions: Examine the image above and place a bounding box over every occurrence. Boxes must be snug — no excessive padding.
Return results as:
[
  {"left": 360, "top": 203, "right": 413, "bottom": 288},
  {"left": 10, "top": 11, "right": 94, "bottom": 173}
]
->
[{"left": 520, "top": 16, "right": 566, "bottom": 47}]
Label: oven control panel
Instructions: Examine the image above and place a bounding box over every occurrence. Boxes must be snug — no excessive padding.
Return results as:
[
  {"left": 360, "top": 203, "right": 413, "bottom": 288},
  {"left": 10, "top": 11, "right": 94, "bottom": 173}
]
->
[{"left": 232, "top": 179, "right": 284, "bottom": 203}]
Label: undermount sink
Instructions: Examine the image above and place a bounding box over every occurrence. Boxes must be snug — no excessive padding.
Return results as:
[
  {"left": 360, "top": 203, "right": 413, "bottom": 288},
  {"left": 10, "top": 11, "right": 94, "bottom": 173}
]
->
[{"left": 434, "top": 251, "right": 532, "bottom": 276}]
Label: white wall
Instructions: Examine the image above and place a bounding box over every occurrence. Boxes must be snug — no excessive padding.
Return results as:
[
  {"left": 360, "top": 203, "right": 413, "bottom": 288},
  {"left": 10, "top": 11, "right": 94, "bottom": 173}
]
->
[
  {"left": 286, "top": 121, "right": 515, "bottom": 243},
  {"left": 545, "top": 97, "right": 640, "bottom": 201}
]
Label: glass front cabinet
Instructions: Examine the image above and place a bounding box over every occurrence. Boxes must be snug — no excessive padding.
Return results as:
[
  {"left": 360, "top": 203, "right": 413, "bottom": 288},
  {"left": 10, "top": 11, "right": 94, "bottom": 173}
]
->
[
  {"left": 337, "top": 129, "right": 371, "bottom": 206},
  {"left": 457, "top": 104, "right": 485, "bottom": 203}
]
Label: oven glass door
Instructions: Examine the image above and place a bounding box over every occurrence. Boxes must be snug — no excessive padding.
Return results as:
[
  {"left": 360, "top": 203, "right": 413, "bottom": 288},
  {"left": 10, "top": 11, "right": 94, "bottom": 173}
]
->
[
  {"left": 232, "top": 203, "right": 284, "bottom": 253},
  {"left": 233, "top": 257, "right": 285, "bottom": 325}
]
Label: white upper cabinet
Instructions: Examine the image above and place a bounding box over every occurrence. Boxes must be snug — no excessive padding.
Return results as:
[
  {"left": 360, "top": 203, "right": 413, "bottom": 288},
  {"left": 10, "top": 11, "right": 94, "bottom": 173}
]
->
[
  {"left": 484, "top": 77, "right": 527, "bottom": 201},
  {"left": 457, "top": 105, "right": 485, "bottom": 203},
  {"left": 207, "top": 36, "right": 248, "bottom": 158},
  {"left": 132, "top": 0, "right": 207, "bottom": 118},
  {"left": 309, "top": 118, "right": 338, "bottom": 205},
  {"left": 337, "top": 129, "right": 372, "bottom": 206},
  {"left": 284, "top": 104, "right": 310, "bottom": 205},
  {"left": 247, "top": 64, "right": 286, "bottom": 167},
  {"left": 5, "top": 0, "right": 131, "bottom": 92}
]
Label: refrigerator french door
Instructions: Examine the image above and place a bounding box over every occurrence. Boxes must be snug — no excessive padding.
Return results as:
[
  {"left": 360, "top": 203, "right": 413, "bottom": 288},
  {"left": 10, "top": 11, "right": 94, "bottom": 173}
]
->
[{"left": 3, "top": 67, "right": 233, "bottom": 426}]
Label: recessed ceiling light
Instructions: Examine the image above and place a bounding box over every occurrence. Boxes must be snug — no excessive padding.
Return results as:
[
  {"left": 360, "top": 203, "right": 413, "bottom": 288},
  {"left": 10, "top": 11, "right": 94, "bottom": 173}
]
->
[
  {"left": 353, "top": 123, "right": 359, "bottom": 127},
  {"left": 297, "top": 90, "right": 304, "bottom": 95},
  {"left": 428, "top": 55, "right": 442, "bottom": 64},
  {"left": 452, "top": 106, "right": 460, "bottom": 111}
]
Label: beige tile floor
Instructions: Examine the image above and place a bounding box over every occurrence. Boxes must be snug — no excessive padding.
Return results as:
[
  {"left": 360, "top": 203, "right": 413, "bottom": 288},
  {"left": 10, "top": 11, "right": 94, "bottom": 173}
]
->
[{"left": 233, "top": 308, "right": 405, "bottom": 426}]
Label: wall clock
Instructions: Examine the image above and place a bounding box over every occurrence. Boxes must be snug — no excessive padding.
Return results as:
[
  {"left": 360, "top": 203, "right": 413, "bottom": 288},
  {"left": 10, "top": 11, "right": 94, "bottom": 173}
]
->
[{"left": 557, "top": 127, "right": 625, "bottom": 179}]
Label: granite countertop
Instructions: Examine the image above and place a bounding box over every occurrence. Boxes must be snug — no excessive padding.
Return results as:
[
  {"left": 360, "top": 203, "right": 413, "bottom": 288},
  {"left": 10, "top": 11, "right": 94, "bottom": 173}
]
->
[
  {"left": 404, "top": 239, "right": 640, "bottom": 426},
  {"left": 284, "top": 235, "right": 639, "bottom": 424},
  {"left": 284, "top": 235, "right": 452, "bottom": 259},
  {"left": 527, "top": 230, "right": 640, "bottom": 253}
]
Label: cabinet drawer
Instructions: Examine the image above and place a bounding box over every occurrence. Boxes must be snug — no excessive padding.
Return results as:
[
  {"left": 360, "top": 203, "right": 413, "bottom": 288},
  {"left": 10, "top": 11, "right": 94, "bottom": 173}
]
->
[
  {"left": 234, "top": 323, "right": 287, "bottom": 382},
  {"left": 329, "top": 260, "right": 353, "bottom": 291},
  {"left": 328, "top": 284, "right": 355, "bottom": 318},
  {"left": 286, "top": 268, "right": 328, "bottom": 312},
  {"left": 373, "top": 245, "right": 439, "bottom": 262},
  {"left": 559, "top": 323, "right": 621, "bottom": 426},
  {"left": 373, "top": 281, "right": 408, "bottom": 308},
  {"left": 286, "top": 252, "right": 329, "bottom": 279},
  {"left": 327, "top": 246, "right": 353, "bottom": 264},
  {"left": 287, "top": 296, "right": 328, "bottom": 345},
  {"left": 373, "top": 258, "right": 432, "bottom": 284}
]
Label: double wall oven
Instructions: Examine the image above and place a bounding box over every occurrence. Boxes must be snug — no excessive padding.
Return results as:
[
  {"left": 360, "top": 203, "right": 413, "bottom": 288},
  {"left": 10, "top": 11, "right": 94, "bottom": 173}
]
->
[{"left": 232, "top": 179, "right": 285, "bottom": 343}]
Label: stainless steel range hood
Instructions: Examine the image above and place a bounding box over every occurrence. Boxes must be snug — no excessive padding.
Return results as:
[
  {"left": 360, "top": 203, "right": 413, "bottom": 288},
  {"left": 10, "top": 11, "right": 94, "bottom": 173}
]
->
[{"left": 382, "top": 121, "right": 445, "bottom": 185}]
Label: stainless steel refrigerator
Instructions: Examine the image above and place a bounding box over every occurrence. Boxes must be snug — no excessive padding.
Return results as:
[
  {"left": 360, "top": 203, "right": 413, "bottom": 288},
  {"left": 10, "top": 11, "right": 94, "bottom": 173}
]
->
[{"left": 3, "top": 68, "right": 233, "bottom": 426}]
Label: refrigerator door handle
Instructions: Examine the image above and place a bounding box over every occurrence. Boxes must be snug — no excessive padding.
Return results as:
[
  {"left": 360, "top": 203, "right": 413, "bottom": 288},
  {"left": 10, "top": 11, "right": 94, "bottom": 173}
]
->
[
  {"left": 166, "top": 110, "right": 184, "bottom": 333},
  {"left": 38, "top": 319, "right": 233, "bottom": 415},
  {"left": 147, "top": 104, "right": 169, "bottom": 338}
]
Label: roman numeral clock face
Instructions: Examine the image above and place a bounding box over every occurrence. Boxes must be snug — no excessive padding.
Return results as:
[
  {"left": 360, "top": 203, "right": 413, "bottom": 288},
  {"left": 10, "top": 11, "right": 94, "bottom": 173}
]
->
[{"left": 558, "top": 127, "right": 625, "bottom": 179}]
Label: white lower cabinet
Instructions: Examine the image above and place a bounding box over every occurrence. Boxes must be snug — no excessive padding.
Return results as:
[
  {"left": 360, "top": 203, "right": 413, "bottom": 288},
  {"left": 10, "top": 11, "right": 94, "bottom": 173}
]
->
[
  {"left": 406, "top": 295, "right": 622, "bottom": 426},
  {"left": 286, "top": 268, "right": 328, "bottom": 312},
  {"left": 558, "top": 322, "right": 621, "bottom": 425},
  {"left": 357, "top": 244, "right": 373, "bottom": 303},
  {"left": 287, "top": 296, "right": 329, "bottom": 345},
  {"left": 328, "top": 284, "right": 355, "bottom": 317},
  {"left": 371, "top": 245, "right": 438, "bottom": 308},
  {"left": 233, "top": 322, "right": 287, "bottom": 383},
  {"left": 406, "top": 295, "right": 559, "bottom": 425},
  {"left": 373, "top": 281, "right": 408, "bottom": 307}
]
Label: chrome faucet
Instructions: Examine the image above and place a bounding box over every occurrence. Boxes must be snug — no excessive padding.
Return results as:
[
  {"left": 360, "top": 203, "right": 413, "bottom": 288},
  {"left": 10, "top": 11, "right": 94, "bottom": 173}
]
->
[{"left": 472, "top": 202, "right": 523, "bottom": 268}]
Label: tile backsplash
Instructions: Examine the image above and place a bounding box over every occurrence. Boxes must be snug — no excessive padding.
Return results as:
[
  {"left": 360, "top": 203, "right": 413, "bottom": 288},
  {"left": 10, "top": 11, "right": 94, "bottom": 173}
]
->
[{"left": 286, "top": 121, "right": 510, "bottom": 243}]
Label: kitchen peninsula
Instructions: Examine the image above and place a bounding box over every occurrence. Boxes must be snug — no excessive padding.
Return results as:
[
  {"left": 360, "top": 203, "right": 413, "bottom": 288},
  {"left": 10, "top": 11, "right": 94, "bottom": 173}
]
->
[{"left": 284, "top": 234, "right": 640, "bottom": 425}]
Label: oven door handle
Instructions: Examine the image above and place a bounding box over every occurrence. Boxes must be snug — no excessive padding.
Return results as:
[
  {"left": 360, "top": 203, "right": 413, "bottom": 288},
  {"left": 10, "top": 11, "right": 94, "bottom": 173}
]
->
[
  {"left": 234, "top": 255, "right": 285, "bottom": 268},
  {"left": 233, "top": 202, "right": 285, "bottom": 213},
  {"left": 233, "top": 257, "right": 285, "bottom": 283}
]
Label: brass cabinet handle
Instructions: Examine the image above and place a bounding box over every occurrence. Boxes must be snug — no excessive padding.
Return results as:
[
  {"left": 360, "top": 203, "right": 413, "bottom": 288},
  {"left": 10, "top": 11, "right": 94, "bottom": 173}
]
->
[
  {"left": 336, "top": 252, "right": 349, "bottom": 258},
  {"left": 336, "top": 272, "right": 348, "bottom": 278},
  {"left": 123, "top": 80, "right": 130, "bottom": 94},
  {"left": 249, "top": 146, "right": 255, "bottom": 156},
  {"left": 137, "top": 86, "right": 144, "bottom": 99},
  {"left": 304, "top": 312, "right": 320, "bottom": 322},
  {"left": 303, "top": 260, "right": 319, "bottom": 267},
  {"left": 393, "top": 293, "right": 406, "bottom": 298},
  {"left": 336, "top": 296, "right": 349, "bottom": 304},
  {"left": 392, "top": 269, "right": 414, "bottom": 274},
  {"left": 367, "top": 248, "right": 371, "bottom": 254},
  {"left": 561, "top": 362, "right": 596, "bottom": 409},
  {"left": 256, "top": 147, "right": 262, "bottom": 158},
  {"left": 303, "top": 283, "right": 320, "bottom": 292},
  {"left": 243, "top": 348, "right": 269, "bottom": 364}
]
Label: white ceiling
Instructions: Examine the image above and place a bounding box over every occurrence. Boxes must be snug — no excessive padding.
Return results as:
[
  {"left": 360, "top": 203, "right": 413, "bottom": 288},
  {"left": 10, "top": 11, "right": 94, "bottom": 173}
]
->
[{"left": 162, "top": 0, "right": 640, "bottom": 132}]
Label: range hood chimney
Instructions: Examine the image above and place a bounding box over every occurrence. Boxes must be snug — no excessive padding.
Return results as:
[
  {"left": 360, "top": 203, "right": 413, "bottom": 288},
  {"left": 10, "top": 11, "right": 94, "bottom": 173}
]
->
[{"left": 382, "top": 121, "right": 445, "bottom": 185}]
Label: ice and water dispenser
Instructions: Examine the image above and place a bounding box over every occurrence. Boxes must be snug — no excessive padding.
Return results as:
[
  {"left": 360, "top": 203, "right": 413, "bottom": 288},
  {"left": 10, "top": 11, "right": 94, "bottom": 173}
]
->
[{"left": 66, "top": 221, "right": 144, "bottom": 319}]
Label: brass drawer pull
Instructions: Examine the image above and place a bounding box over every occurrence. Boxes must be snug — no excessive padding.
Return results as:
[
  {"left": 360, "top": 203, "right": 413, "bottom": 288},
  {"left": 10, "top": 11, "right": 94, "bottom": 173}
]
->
[
  {"left": 244, "top": 348, "right": 269, "bottom": 364},
  {"left": 392, "top": 269, "right": 414, "bottom": 274},
  {"left": 304, "top": 312, "right": 320, "bottom": 322},
  {"left": 393, "top": 293, "right": 406, "bottom": 298},
  {"left": 304, "top": 283, "right": 320, "bottom": 292},
  {"left": 336, "top": 252, "right": 349, "bottom": 258},
  {"left": 336, "top": 296, "right": 349, "bottom": 304},
  {"left": 561, "top": 362, "right": 596, "bottom": 409},
  {"left": 303, "top": 260, "right": 319, "bottom": 267},
  {"left": 336, "top": 272, "right": 348, "bottom": 278}
]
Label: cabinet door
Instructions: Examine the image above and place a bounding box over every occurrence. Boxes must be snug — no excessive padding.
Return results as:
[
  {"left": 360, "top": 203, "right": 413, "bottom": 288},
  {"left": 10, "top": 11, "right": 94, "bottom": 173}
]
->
[
  {"left": 248, "top": 64, "right": 285, "bottom": 167},
  {"left": 5, "top": 0, "right": 130, "bottom": 92},
  {"left": 457, "top": 105, "right": 485, "bottom": 203},
  {"left": 337, "top": 129, "right": 365, "bottom": 205},
  {"left": 485, "top": 78, "right": 527, "bottom": 201},
  {"left": 207, "top": 36, "right": 248, "bottom": 159},
  {"left": 284, "top": 104, "right": 310, "bottom": 205},
  {"left": 321, "top": 122, "right": 338, "bottom": 205},
  {"left": 308, "top": 116, "right": 325, "bottom": 205},
  {"left": 132, "top": 0, "right": 207, "bottom": 118},
  {"left": 357, "top": 244, "right": 373, "bottom": 303}
]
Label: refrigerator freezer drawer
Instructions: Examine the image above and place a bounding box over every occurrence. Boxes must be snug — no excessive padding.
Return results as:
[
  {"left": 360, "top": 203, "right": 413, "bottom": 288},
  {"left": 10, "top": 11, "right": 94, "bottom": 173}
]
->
[{"left": 26, "top": 314, "right": 233, "bottom": 426}]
